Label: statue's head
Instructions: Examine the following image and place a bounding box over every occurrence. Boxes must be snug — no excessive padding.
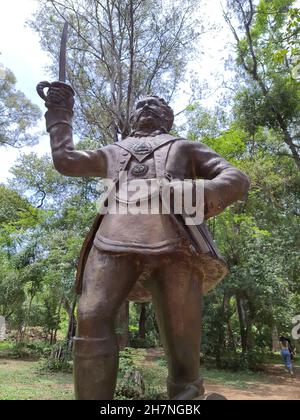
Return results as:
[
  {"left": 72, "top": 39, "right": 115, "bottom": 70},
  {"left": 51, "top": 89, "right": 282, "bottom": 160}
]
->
[{"left": 130, "top": 95, "right": 174, "bottom": 134}]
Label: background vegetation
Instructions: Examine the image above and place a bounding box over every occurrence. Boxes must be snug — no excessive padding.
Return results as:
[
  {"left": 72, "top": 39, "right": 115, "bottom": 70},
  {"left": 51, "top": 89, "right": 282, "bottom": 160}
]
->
[{"left": 0, "top": 0, "right": 299, "bottom": 398}]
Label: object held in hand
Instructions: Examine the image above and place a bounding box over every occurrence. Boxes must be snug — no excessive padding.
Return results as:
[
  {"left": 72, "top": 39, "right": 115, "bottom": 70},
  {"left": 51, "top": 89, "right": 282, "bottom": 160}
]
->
[
  {"left": 36, "top": 22, "right": 74, "bottom": 109},
  {"left": 36, "top": 81, "right": 75, "bottom": 109}
]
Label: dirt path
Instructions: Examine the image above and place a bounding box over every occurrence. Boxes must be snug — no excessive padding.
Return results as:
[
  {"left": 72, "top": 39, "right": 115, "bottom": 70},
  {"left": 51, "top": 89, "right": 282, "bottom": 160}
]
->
[
  {"left": 205, "top": 365, "right": 300, "bottom": 400},
  {"left": 144, "top": 349, "right": 300, "bottom": 400}
]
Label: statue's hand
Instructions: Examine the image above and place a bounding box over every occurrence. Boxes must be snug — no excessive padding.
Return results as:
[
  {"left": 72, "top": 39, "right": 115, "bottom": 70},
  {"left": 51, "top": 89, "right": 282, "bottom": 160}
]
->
[
  {"left": 204, "top": 180, "right": 224, "bottom": 220},
  {"left": 36, "top": 81, "right": 75, "bottom": 111}
]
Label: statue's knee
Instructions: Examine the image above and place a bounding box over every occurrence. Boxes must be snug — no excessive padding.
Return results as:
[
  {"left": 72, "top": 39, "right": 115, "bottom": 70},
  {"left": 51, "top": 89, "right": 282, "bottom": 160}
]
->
[
  {"left": 77, "top": 299, "right": 115, "bottom": 338},
  {"left": 78, "top": 296, "right": 113, "bottom": 321}
]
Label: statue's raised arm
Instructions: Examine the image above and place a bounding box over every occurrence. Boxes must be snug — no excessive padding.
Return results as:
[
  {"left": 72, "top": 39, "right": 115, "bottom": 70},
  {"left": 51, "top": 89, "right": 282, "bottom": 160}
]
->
[
  {"left": 36, "top": 22, "right": 107, "bottom": 178},
  {"left": 37, "top": 80, "right": 107, "bottom": 177}
]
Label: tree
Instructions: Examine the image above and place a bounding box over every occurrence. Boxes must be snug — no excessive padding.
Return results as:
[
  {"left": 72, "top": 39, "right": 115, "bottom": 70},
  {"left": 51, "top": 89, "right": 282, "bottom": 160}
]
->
[
  {"left": 184, "top": 91, "right": 299, "bottom": 368},
  {"left": 0, "top": 64, "right": 41, "bottom": 148},
  {"left": 223, "top": 0, "right": 300, "bottom": 169},
  {"left": 30, "top": 0, "right": 203, "bottom": 143},
  {"left": 7, "top": 150, "right": 100, "bottom": 345},
  {"left": 0, "top": 185, "right": 42, "bottom": 333}
]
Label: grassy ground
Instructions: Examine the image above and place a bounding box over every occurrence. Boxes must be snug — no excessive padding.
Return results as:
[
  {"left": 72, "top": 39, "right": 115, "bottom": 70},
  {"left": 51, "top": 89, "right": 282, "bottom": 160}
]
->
[
  {"left": 0, "top": 342, "right": 11, "bottom": 351},
  {"left": 0, "top": 345, "right": 299, "bottom": 400},
  {"left": 0, "top": 358, "right": 74, "bottom": 400}
]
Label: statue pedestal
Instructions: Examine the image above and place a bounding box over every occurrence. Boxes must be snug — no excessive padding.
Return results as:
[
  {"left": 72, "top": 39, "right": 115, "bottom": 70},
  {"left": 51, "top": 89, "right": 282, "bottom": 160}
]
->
[{"left": 194, "top": 392, "right": 227, "bottom": 400}]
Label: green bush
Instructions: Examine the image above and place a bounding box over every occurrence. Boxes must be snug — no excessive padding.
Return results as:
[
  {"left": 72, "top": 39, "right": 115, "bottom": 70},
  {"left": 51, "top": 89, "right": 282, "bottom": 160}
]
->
[
  {"left": 10, "top": 341, "right": 51, "bottom": 359},
  {"left": 39, "top": 356, "right": 73, "bottom": 373},
  {"left": 38, "top": 341, "right": 73, "bottom": 373},
  {"left": 116, "top": 348, "right": 146, "bottom": 399},
  {"left": 210, "top": 349, "right": 266, "bottom": 371}
]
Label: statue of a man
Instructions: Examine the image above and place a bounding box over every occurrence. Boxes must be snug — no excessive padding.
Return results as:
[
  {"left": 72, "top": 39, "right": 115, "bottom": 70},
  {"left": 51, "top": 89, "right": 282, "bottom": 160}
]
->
[{"left": 41, "top": 81, "right": 249, "bottom": 400}]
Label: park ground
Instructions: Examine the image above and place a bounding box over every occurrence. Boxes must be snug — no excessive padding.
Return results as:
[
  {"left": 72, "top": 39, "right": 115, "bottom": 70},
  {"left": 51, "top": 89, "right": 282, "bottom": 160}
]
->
[{"left": 0, "top": 345, "right": 299, "bottom": 400}]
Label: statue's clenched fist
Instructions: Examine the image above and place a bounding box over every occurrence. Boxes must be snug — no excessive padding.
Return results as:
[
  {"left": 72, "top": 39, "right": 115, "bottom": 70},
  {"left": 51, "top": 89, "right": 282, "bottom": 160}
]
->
[
  {"left": 36, "top": 81, "right": 75, "bottom": 111},
  {"left": 36, "top": 81, "right": 75, "bottom": 132}
]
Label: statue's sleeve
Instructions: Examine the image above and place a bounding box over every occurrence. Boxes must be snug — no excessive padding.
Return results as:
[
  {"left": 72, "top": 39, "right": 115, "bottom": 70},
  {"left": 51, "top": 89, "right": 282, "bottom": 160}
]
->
[
  {"left": 46, "top": 109, "right": 107, "bottom": 177},
  {"left": 192, "top": 142, "right": 250, "bottom": 218}
]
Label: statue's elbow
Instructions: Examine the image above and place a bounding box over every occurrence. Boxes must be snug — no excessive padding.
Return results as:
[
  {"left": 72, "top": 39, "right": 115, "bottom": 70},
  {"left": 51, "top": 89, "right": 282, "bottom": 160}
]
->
[{"left": 52, "top": 152, "right": 73, "bottom": 176}]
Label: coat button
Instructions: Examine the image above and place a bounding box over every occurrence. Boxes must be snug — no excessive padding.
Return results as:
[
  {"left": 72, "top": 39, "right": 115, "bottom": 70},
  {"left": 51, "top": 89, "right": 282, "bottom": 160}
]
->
[{"left": 131, "top": 164, "right": 149, "bottom": 176}]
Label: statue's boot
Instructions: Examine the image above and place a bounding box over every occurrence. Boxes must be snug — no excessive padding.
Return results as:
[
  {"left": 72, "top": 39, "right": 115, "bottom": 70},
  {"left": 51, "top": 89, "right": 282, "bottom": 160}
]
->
[
  {"left": 167, "top": 377, "right": 205, "bottom": 400},
  {"left": 73, "top": 337, "right": 118, "bottom": 400}
]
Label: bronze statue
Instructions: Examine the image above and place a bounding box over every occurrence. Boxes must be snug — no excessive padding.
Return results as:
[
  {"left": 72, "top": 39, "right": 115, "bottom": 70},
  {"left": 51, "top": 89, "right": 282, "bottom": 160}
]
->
[
  {"left": 37, "top": 82, "right": 249, "bottom": 400},
  {"left": 36, "top": 23, "right": 250, "bottom": 401}
]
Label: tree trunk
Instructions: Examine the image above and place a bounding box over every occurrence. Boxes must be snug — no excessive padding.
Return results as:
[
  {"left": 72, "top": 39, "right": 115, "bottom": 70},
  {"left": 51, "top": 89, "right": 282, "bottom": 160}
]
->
[
  {"left": 227, "top": 318, "right": 236, "bottom": 352},
  {"left": 236, "top": 293, "right": 249, "bottom": 353},
  {"left": 53, "top": 299, "right": 63, "bottom": 344},
  {"left": 223, "top": 294, "right": 236, "bottom": 351},
  {"left": 215, "top": 294, "right": 227, "bottom": 368},
  {"left": 271, "top": 325, "right": 280, "bottom": 352},
  {"left": 21, "top": 293, "right": 34, "bottom": 342},
  {"left": 116, "top": 301, "right": 129, "bottom": 350},
  {"left": 65, "top": 298, "right": 77, "bottom": 351},
  {"left": 138, "top": 303, "right": 147, "bottom": 340}
]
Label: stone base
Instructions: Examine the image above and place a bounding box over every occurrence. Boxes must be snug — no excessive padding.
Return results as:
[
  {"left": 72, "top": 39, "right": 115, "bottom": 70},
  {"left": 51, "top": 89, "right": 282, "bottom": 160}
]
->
[{"left": 194, "top": 392, "right": 227, "bottom": 400}]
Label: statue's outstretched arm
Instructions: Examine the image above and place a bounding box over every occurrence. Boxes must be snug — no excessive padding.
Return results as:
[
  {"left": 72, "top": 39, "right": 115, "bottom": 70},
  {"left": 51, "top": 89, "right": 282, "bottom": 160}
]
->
[{"left": 38, "top": 81, "right": 107, "bottom": 178}]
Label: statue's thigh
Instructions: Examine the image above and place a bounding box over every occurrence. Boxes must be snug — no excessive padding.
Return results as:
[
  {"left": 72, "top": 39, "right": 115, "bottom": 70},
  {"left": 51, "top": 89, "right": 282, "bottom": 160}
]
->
[
  {"left": 78, "top": 246, "right": 139, "bottom": 325},
  {"left": 151, "top": 254, "right": 203, "bottom": 344}
]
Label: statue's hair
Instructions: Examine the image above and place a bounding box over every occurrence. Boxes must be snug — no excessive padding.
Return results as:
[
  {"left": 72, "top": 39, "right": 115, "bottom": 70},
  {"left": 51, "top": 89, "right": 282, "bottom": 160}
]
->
[
  {"left": 132, "top": 95, "right": 174, "bottom": 132},
  {"left": 144, "top": 94, "right": 173, "bottom": 114}
]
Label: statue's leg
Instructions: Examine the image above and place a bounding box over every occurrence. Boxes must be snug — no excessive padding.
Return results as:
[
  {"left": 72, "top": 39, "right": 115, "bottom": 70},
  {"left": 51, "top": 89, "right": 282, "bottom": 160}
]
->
[
  {"left": 74, "top": 246, "right": 139, "bottom": 400},
  {"left": 150, "top": 254, "right": 204, "bottom": 399}
]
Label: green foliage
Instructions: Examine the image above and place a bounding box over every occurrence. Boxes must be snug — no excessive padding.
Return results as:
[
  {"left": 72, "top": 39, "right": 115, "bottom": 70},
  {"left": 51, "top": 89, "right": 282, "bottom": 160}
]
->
[
  {"left": 0, "top": 0, "right": 298, "bottom": 379},
  {"left": 116, "top": 348, "right": 146, "bottom": 399},
  {"left": 29, "top": 0, "right": 202, "bottom": 142},
  {"left": 9, "top": 341, "right": 52, "bottom": 359},
  {"left": 184, "top": 2, "right": 300, "bottom": 366},
  {"left": 0, "top": 64, "right": 41, "bottom": 148},
  {"left": 225, "top": 0, "right": 300, "bottom": 168},
  {"left": 39, "top": 356, "right": 72, "bottom": 374},
  {"left": 39, "top": 341, "right": 73, "bottom": 373},
  {"left": 115, "top": 348, "right": 168, "bottom": 400},
  {"left": 204, "top": 127, "right": 247, "bottom": 160},
  {"left": 129, "top": 303, "right": 161, "bottom": 348}
]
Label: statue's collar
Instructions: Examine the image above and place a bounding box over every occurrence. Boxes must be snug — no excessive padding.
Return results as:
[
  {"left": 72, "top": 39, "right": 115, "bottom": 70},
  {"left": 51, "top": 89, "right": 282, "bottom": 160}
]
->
[
  {"left": 114, "top": 134, "right": 179, "bottom": 162},
  {"left": 130, "top": 128, "right": 168, "bottom": 138}
]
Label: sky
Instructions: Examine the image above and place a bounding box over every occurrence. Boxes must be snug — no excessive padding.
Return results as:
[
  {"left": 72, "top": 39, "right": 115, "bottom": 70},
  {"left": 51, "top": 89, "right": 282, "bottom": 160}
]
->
[
  {"left": 0, "top": 0, "right": 52, "bottom": 182},
  {"left": 0, "top": 0, "right": 233, "bottom": 183}
]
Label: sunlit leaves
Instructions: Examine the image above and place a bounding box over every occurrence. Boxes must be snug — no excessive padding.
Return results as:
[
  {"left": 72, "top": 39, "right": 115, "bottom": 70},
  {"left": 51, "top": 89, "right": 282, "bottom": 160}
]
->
[{"left": 0, "top": 65, "right": 41, "bottom": 148}]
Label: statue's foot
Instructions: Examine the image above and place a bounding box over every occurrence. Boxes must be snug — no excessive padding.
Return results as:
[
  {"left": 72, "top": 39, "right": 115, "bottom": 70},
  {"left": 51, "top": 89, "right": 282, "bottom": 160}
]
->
[{"left": 169, "top": 377, "right": 205, "bottom": 400}]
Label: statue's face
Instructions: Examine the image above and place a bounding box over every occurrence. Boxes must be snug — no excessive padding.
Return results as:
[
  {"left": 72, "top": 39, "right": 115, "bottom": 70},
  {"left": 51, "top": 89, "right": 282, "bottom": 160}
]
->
[{"left": 131, "top": 97, "right": 165, "bottom": 132}]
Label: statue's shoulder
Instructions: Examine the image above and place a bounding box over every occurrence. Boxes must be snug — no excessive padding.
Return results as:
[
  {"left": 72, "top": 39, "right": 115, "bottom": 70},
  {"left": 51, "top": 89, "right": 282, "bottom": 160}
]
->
[
  {"left": 97, "top": 143, "right": 120, "bottom": 158},
  {"left": 172, "top": 138, "right": 203, "bottom": 151}
]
